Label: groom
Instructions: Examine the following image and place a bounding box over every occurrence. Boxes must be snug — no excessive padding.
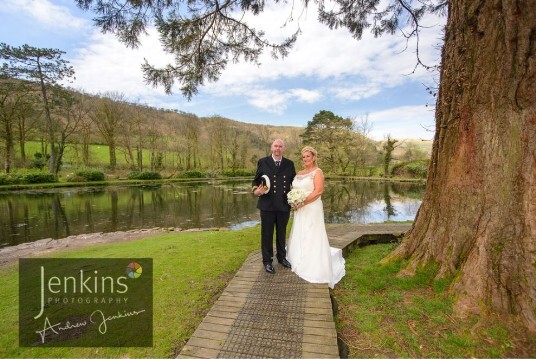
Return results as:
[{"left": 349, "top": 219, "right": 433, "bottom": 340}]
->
[{"left": 252, "top": 139, "right": 296, "bottom": 274}]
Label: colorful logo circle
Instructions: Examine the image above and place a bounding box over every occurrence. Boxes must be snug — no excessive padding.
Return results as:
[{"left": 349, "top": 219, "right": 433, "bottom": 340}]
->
[{"left": 126, "top": 262, "right": 143, "bottom": 279}]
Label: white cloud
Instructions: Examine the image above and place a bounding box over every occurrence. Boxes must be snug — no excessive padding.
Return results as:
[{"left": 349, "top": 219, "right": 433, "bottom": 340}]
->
[
  {"left": 289, "top": 88, "right": 321, "bottom": 103},
  {"left": 3, "top": 0, "right": 88, "bottom": 30},
  {"left": 367, "top": 105, "right": 436, "bottom": 140},
  {"left": 247, "top": 89, "right": 290, "bottom": 114},
  {"left": 330, "top": 83, "right": 382, "bottom": 101},
  {"left": 202, "top": 2, "right": 444, "bottom": 112},
  {"left": 70, "top": 29, "right": 176, "bottom": 102},
  {"left": 244, "top": 87, "right": 322, "bottom": 114}
]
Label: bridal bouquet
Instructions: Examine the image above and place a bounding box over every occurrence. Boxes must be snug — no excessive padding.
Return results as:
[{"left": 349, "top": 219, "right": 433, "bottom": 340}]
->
[{"left": 287, "top": 188, "right": 307, "bottom": 206}]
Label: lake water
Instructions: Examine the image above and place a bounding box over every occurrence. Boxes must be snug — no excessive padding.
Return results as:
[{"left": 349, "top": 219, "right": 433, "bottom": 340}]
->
[{"left": 0, "top": 179, "right": 425, "bottom": 247}]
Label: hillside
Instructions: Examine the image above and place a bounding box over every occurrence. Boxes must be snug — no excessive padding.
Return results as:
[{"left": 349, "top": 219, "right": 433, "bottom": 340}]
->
[{"left": 1, "top": 79, "right": 431, "bottom": 175}]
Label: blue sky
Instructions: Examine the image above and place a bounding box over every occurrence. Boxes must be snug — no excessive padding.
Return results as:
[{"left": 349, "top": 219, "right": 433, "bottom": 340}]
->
[{"left": 1, "top": 0, "right": 446, "bottom": 140}]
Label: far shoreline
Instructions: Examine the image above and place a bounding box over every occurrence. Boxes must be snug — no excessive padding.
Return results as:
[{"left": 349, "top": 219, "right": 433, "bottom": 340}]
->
[{"left": 0, "top": 175, "right": 425, "bottom": 192}]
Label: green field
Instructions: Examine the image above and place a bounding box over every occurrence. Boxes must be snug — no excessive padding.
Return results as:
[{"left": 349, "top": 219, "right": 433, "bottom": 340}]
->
[
  {"left": 21, "top": 141, "right": 160, "bottom": 171},
  {"left": 335, "top": 244, "right": 536, "bottom": 357},
  {"left": 0, "top": 227, "right": 260, "bottom": 358}
]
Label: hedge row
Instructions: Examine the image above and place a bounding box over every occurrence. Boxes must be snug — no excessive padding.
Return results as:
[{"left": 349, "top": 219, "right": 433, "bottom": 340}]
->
[
  {"left": 66, "top": 170, "right": 106, "bottom": 182},
  {"left": 128, "top": 171, "right": 163, "bottom": 180},
  {"left": 391, "top": 159, "right": 430, "bottom": 178},
  {"left": 0, "top": 172, "right": 58, "bottom": 185}
]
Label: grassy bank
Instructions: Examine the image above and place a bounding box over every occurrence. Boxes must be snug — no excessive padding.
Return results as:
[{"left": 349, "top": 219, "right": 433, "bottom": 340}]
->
[
  {"left": 0, "top": 227, "right": 260, "bottom": 358},
  {"left": 334, "top": 244, "right": 536, "bottom": 357},
  {"left": 0, "top": 174, "right": 424, "bottom": 192}
]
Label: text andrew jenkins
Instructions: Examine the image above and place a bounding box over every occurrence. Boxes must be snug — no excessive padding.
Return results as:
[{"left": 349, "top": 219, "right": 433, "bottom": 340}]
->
[{"left": 19, "top": 258, "right": 153, "bottom": 347}]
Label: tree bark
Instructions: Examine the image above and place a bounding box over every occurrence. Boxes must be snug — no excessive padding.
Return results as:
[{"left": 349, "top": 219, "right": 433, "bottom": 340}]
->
[
  {"left": 387, "top": 0, "right": 536, "bottom": 330},
  {"left": 109, "top": 141, "right": 116, "bottom": 170},
  {"left": 18, "top": 127, "right": 26, "bottom": 163},
  {"left": 3, "top": 120, "right": 13, "bottom": 173},
  {"left": 36, "top": 60, "right": 57, "bottom": 174}
]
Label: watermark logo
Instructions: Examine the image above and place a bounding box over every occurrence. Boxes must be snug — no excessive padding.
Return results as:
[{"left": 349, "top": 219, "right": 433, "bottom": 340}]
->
[
  {"left": 126, "top": 262, "right": 143, "bottom": 279},
  {"left": 19, "top": 258, "right": 153, "bottom": 347}
]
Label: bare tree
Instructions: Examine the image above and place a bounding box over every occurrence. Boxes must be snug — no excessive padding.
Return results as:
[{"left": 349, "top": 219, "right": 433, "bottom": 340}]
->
[
  {"left": 182, "top": 115, "right": 200, "bottom": 170},
  {"left": 91, "top": 92, "right": 125, "bottom": 170},
  {"left": 52, "top": 89, "right": 89, "bottom": 173}
]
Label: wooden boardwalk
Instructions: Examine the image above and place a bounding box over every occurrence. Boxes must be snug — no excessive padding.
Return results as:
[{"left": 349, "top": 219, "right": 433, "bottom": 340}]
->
[{"left": 178, "top": 223, "right": 412, "bottom": 358}]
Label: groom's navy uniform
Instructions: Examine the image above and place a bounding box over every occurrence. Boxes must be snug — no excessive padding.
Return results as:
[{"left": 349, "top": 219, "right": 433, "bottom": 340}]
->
[{"left": 252, "top": 156, "right": 296, "bottom": 266}]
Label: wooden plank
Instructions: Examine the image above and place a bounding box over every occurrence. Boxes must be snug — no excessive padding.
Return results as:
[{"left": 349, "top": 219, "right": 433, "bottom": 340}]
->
[
  {"left": 191, "top": 328, "right": 229, "bottom": 341},
  {"left": 206, "top": 309, "right": 240, "bottom": 319},
  {"left": 302, "top": 342, "right": 340, "bottom": 356},
  {"left": 303, "top": 312, "right": 334, "bottom": 321},
  {"left": 302, "top": 351, "right": 339, "bottom": 359},
  {"left": 186, "top": 337, "right": 224, "bottom": 350},
  {"left": 203, "top": 315, "right": 235, "bottom": 326},
  {"left": 179, "top": 344, "right": 221, "bottom": 358},
  {"left": 303, "top": 319, "right": 336, "bottom": 329},
  {"left": 302, "top": 333, "right": 338, "bottom": 345},
  {"left": 304, "top": 306, "right": 333, "bottom": 315},
  {"left": 303, "top": 325, "right": 337, "bottom": 337},
  {"left": 195, "top": 321, "right": 231, "bottom": 334}
]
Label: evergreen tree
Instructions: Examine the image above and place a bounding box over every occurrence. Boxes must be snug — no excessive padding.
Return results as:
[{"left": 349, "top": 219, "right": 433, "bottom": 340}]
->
[{"left": 0, "top": 43, "right": 75, "bottom": 174}]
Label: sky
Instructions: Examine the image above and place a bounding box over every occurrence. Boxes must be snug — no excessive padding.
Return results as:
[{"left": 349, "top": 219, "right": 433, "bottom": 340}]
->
[{"left": 0, "top": 0, "right": 446, "bottom": 140}]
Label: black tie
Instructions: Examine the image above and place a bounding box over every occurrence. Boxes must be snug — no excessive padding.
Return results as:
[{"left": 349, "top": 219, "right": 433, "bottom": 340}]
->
[{"left": 275, "top": 160, "right": 281, "bottom": 167}]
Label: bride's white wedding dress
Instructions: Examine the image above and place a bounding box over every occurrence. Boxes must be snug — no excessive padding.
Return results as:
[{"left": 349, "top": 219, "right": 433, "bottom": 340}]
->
[{"left": 287, "top": 168, "right": 345, "bottom": 289}]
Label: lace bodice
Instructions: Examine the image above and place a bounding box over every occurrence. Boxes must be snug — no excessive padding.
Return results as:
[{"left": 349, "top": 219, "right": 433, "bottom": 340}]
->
[{"left": 292, "top": 168, "right": 321, "bottom": 193}]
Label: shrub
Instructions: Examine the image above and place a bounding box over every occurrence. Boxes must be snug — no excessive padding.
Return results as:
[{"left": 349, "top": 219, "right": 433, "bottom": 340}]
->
[
  {"left": 137, "top": 171, "right": 162, "bottom": 180},
  {"left": 74, "top": 170, "right": 105, "bottom": 182},
  {"left": 21, "top": 172, "right": 57, "bottom": 184},
  {"left": 127, "top": 171, "right": 140, "bottom": 180},
  {"left": 65, "top": 174, "right": 86, "bottom": 182},
  {"left": 31, "top": 153, "right": 49, "bottom": 170},
  {"left": 128, "top": 171, "right": 163, "bottom": 180},
  {"left": 391, "top": 159, "right": 430, "bottom": 178},
  {"left": 180, "top": 170, "right": 206, "bottom": 178},
  {"left": 362, "top": 167, "right": 380, "bottom": 177},
  {"left": 0, "top": 174, "right": 11, "bottom": 186},
  {"left": 0, "top": 173, "right": 24, "bottom": 186},
  {"left": 0, "top": 171, "right": 56, "bottom": 185}
]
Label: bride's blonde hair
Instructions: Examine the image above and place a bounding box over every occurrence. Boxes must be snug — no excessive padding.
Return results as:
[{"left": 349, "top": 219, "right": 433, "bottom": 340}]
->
[{"left": 301, "top": 146, "right": 318, "bottom": 166}]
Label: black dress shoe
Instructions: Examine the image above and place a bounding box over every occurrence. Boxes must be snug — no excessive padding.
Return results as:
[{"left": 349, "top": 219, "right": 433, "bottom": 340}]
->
[
  {"left": 278, "top": 258, "right": 292, "bottom": 268},
  {"left": 264, "top": 263, "right": 275, "bottom": 274}
]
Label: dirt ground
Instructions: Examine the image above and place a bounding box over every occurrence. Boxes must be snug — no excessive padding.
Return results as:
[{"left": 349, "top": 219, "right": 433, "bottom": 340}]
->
[{"left": 0, "top": 228, "right": 179, "bottom": 268}]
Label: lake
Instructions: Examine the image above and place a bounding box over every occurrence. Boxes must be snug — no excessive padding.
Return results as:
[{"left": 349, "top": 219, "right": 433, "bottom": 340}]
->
[{"left": 0, "top": 179, "right": 425, "bottom": 247}]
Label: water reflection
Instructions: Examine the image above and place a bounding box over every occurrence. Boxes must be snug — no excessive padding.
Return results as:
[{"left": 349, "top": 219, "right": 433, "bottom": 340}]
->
[{"left": 0, "top": 180, "right": 424, "bottom": 246}]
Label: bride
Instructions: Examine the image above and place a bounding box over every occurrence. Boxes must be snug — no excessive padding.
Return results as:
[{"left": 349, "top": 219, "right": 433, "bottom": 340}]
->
[{"left": 287, "top": 146, "right": 345, "bottom": 289}]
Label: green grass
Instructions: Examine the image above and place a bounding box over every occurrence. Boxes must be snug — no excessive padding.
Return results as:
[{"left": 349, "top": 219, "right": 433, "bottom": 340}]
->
[
  {"left": 0, "top": 226, "right": 260, "bottom": 358},
  {"left": 334, "top": 244, "right": 535, "bottom": 358},
  {"left": 22, "top": 141, "right": 156, "bottom": 169}
]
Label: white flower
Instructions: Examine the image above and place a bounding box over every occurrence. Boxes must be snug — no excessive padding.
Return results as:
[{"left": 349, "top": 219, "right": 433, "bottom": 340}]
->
[{"left": 287, "top": 189, "right": 307, "bottom": 206}]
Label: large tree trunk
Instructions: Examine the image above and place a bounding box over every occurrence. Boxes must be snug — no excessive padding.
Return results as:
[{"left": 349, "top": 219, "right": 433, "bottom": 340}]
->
[
  {"left": 387, "top": 0, "right": 536, "bottom": 330},
  {"left": 109, "top": 142, "right": 117, "bottom": 170}
]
